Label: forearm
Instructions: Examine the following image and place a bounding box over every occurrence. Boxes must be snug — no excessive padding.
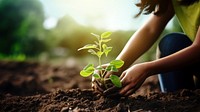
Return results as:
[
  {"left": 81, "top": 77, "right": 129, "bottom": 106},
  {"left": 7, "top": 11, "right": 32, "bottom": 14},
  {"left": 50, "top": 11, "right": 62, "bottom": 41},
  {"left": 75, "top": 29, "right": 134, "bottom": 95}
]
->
[
  {"left": 149, "top": 26, "right": 200, "bottom": 75},
  {"left": 149, "top": 45, "right": 200, "bottom": 75},
  {"left": 116, "top": 14, "right": 172, "bottom": 71}
]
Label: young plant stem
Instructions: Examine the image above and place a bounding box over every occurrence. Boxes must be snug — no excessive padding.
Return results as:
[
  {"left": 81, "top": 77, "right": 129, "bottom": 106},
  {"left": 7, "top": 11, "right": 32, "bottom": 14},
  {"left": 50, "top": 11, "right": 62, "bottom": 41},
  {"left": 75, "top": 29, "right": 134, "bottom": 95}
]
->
[
  {"left": 79, "top": 32, "right": 123, "bottom": 89},
  {"left": 98, "top": 36, "right": 108, "bottom": 88},
  {"left": 98, "top": 57, "right": 103, "bottom": 76},
  {"left": 102, "top": 70, "right": 107, "bottom": 77},
  {"left": 98, "top": 37, "right": 103, "bottom": 77}
]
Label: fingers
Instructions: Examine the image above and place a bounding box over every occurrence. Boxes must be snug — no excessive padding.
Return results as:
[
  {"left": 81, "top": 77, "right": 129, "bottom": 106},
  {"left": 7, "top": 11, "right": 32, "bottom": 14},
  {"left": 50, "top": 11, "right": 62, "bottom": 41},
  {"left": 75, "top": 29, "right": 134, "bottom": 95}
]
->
[
  {"left": 124, "top": 89, "right": 135, "bottom": 96},
  {"left": 103, "top": 86, "right": 122, "bottom": 98},
  {"left": 118, "top": 76, "right": 137, "bottom": 96},
  {"left": 92, "top": 79, "right": 104, "bottom": 93},
  {"left": 119, "top": 79, "right": 144, "bottom": 96},
  {"left": 103, "top": 86, "right": 118, "bottom": 95},
  {"left": 103, "top": 71, "right": 128, "bottom": 97},
  {"left": 103, "top": 83, "right": 136, "bottom": 97},
  {"left": 119, "top": 84, "right": 132, "bottom": 95},
  {"left": 119, "top": 71, "right": 126, "bottom": 80},
  {"left": 120, "top": 84, "right": 137, "bottom": 96},
  {"left": 104, "top": 71, "right": 113, "bottom": 79},
  {"left": 103, "top": 73, "right": 126, "bottom": 96}
]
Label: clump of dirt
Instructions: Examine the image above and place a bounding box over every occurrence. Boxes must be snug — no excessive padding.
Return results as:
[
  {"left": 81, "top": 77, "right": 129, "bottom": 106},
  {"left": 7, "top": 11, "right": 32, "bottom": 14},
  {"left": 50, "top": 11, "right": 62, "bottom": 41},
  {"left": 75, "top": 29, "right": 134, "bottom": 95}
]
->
[{"left": 0, "top": 60, "right": 200, "bottom": 112}]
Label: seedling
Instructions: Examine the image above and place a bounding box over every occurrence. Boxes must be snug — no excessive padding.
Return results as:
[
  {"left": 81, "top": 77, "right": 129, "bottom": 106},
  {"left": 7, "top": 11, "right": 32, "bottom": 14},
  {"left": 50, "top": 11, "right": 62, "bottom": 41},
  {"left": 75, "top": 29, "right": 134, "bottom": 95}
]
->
[{"left": 78, "top": 31, "right": 124, "bottom": 89}]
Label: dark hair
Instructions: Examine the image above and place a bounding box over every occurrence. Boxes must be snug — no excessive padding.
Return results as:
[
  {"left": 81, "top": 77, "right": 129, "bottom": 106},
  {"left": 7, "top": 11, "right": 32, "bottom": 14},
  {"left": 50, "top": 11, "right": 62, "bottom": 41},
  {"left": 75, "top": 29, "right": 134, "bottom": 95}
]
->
[
  {"left": 179, "top": 0, "right": 199, "bottom": 5},
  {"left": 135, "top": 0, "right": 199, "bottom": 17}
]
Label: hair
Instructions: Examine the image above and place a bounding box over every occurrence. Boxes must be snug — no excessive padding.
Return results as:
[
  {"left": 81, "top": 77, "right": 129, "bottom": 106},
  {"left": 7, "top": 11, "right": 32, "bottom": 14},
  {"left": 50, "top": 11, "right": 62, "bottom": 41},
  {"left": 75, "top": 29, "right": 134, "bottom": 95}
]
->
[
  {"left": 135, "top": 0, "right": 199, "bottom": 17},
  {"left": 179, "top": 0, "right": 199, "bottom": 5}
]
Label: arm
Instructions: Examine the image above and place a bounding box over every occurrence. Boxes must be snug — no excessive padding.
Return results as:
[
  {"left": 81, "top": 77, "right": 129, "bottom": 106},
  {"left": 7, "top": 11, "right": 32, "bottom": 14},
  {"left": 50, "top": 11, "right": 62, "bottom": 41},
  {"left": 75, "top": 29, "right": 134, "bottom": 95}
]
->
[
  {"left": 148, "top": 26, "right": 200, "bottom": 75},
  {"left": 116, "top": 26, "right": 200, "bottom": 96},
  {"left": 103, "top": 1, "right": 177, "bottom": 96},
  {"left": 115, "top": 2, "right": 175, "bottom": 74}
]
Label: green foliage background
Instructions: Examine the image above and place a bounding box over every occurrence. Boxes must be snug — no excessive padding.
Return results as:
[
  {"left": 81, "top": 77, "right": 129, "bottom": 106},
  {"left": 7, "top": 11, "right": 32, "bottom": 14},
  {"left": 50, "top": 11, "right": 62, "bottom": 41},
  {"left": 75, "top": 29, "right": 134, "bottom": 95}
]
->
[
  {"left": 0, "top": 0, "right": 182, "bottom": 65},
  {"left": 0, "top": 0, "right": 45, "bottom": 59}
]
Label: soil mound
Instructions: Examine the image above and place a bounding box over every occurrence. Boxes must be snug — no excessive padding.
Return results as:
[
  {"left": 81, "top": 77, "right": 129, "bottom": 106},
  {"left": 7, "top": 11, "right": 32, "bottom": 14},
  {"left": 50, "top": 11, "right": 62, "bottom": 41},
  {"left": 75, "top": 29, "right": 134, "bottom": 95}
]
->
[{"left": 0, "top": 61, "right": 199, "bottom": 112}]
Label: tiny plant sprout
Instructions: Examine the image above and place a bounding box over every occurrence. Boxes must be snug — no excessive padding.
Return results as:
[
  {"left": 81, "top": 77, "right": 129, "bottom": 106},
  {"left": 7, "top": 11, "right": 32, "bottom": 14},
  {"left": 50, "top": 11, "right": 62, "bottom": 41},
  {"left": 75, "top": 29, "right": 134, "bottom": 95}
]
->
[{"left": 78, "top": 31, "right": 124, "bottom": 88}]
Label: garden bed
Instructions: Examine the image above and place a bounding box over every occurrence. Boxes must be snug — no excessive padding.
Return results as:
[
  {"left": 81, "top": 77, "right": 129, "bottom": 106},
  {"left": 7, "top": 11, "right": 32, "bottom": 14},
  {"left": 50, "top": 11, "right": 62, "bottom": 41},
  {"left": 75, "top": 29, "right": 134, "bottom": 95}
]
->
[{"left": 0, "top": 61, "right": 200, "bottom": 112}]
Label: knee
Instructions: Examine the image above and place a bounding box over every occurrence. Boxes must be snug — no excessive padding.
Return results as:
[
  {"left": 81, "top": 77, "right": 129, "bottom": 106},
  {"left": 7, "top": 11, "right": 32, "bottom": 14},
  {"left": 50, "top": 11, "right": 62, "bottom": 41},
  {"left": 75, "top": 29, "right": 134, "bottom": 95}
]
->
[{"left": 158, "top": 33, "right": 192, "bottom": 57}]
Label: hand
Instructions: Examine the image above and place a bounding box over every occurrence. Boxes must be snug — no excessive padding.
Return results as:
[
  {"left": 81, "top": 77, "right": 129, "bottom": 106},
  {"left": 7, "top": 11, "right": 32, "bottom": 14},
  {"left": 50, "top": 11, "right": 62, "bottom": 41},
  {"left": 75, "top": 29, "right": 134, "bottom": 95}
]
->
[
  {"left": 91, "top": 77, "right": 104, "bottom": 93},
  {"left": 92, "top": 63, "right": 123, "bottom": 94},
  {"left": 104, "top": 63, "right": 151, "bottom": 96},
  {"left": 91, "top": 64, "right": 112, "bottom": 93}
]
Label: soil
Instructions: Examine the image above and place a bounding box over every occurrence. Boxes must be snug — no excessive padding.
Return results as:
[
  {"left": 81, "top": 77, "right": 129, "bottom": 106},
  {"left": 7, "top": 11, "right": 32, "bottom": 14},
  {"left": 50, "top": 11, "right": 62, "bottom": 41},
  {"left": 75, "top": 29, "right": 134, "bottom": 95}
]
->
[{"left": 0, "top": 60, "right": 200, "bottom": 112}]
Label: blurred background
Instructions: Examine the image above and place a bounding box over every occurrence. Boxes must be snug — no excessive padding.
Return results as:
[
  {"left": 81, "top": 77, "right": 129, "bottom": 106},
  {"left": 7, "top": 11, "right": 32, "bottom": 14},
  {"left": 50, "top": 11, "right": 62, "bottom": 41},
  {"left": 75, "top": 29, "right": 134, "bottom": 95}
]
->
[{"left": 0, "top": 0, "right": 182, "bottom": 66}]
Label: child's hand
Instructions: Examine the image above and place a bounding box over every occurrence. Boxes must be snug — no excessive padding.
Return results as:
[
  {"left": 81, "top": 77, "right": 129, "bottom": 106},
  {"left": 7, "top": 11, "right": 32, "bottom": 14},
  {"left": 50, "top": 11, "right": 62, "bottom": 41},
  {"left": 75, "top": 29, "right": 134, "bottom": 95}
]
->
[
  {"left": 104, "top": 63, "right": 150, "bottom": 96},
  {"left": 91, "top": 64, "right": 115, "bottom": 93}
]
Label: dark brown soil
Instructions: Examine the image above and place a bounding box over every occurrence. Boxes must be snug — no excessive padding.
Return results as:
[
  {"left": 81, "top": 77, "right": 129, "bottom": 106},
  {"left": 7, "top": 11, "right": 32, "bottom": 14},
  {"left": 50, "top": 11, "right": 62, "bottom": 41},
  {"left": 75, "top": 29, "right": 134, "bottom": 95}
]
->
[{"left": 0, "top": 61, "right": 200, "bottom": 112}]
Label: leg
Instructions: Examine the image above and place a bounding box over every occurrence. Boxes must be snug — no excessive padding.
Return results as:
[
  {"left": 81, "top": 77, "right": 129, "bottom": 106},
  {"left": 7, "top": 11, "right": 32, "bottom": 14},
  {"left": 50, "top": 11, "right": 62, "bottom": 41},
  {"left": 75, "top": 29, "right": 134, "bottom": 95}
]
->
[{"left": 157, "top": 33, "right": 195, "bottom": 92}]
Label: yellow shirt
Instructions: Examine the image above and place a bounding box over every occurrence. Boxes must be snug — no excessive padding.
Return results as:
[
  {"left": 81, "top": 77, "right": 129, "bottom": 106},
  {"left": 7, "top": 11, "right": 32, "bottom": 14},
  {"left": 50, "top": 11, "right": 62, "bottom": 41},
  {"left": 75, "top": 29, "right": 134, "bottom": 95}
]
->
[{"left": 172, "top": 0, "right": 200, "bottom": 41}]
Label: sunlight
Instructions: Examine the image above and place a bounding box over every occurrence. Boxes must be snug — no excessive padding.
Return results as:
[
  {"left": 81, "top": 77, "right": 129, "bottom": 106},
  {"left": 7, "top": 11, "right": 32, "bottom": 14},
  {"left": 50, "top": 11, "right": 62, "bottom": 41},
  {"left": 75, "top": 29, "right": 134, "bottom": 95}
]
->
[
  {"left": 39, "top": 0, "right": 147, "bottom": 31},
  {"left": 43, "top": 17, "right": 58, "bottom": 29}
]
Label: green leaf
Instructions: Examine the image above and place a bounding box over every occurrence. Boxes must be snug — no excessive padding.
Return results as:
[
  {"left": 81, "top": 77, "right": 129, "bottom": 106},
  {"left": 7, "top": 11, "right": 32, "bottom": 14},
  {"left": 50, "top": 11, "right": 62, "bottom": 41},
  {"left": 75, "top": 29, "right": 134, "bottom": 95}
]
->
[
  {"left": 105, "top": 65, "right": 118, "bottom": 72},
  {"left": 110, "top": 75, "right": 122, "bottom": 88},
  {"left": 97, "top": 51, "right": 103, "bottom": 58},
  {"left": 93, "top": 73, "right": 101, "bottom": 79},
  {"left": 78, "top": 44, "right": 97, "bottom": 51},
  {"left": 111, "top": 65, "right": 118, "bottom": 72},
  {"left": 102, "top": 44, "right": 107, "bottom": 50},
  {"left": 102, "top": 44, "right": 112, "bottom": 57},
  {"left": 91, "top": 33, "right": 100, "bottom": 39},
  {"left": 101, "top": 39, "right": 111, "bottom": 43},
  {"left": 80, "top": 70, "right": 93, "bottom": 77},
  {"left": 83, "top": 64, "right": 95, "bottom": 71},
  {"left": 80, "top": 64, "right": 95, "bottom": 77},
  {"left": 105, "top": 65, "right": 111, "bottom": 71},
  {"left": 101, "top": 31, "right": 112, "bottom": 39},
  {"left": 110, "top": 60, "right": 124, "bottom": 68},
  {"left": 96, "top": 66, "right": 104, "bottom": 71},
  {"left": 88, "top": 49, "right": 97, "bottom": 55}
]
